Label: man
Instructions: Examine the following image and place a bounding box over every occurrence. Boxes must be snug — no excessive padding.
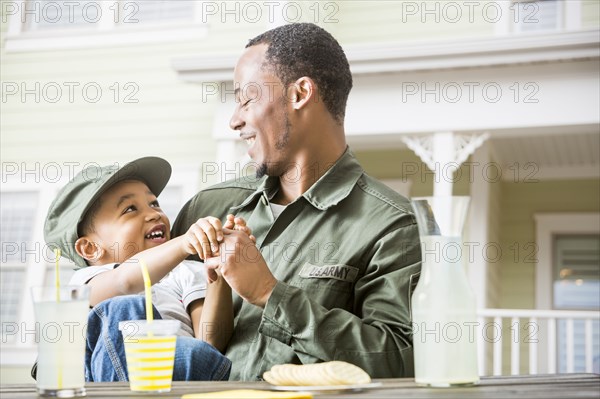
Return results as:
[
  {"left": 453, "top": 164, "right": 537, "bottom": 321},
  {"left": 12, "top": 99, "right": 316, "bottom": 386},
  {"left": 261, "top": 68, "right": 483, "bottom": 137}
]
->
[{"left": 172, "top": 22, "right": 421, "bottom": 380}]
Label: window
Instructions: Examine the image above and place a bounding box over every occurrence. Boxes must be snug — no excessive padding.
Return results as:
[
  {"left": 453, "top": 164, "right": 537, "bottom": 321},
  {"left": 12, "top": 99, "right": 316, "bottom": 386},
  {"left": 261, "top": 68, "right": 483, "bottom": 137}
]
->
[
  {"left": 535, "top": 213, "right": 600, "bottom": 373},
  {"left": 0, "top": 192, "right": 39, "bottom": 264},
  {"left": 22, "top": 0, "right": 195, "bottom": 32},
  {"left": 5, "top": 0, "right": 207, "bottom": 52},
  {"left": 553, "top": 234, "right": 600, "bottom": 373},
  {"left": 23, "top": 0, "right": 99, "bottom": 32},
  {"left": 513, "top": 0, "right": 562, "bottom": 34},
  {"left": 495, "top": 0, "right": 583, "bottom": 36},
  {"left": 0, "top": 191, "right": 39, "bottom": 344}
]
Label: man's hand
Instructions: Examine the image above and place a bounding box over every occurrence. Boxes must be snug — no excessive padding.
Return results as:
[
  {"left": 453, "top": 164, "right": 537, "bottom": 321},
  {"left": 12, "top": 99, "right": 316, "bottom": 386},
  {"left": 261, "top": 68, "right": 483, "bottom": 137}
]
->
[{"left": 204, "top": 229, "right": 277, "bottom": 308}]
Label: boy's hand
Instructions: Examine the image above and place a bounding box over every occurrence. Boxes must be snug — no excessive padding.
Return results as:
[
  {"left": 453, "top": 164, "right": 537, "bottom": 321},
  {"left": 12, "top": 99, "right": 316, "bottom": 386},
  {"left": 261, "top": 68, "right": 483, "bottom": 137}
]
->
[{"left": 182, "top": 216, "right": 224, "bottom": 260}]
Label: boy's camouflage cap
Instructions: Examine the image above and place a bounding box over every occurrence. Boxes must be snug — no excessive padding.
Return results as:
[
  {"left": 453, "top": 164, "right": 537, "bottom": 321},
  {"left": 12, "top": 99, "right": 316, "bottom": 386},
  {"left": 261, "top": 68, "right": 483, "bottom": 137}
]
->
[{"left": 44, "top": 157, "right": 172, "bottom": 268}]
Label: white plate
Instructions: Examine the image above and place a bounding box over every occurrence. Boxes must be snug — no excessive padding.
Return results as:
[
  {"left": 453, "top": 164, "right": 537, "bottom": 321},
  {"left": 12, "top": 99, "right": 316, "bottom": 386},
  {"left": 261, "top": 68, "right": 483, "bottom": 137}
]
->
[{"left": 269, "top": 382, "right": 382, "bottom": 393}]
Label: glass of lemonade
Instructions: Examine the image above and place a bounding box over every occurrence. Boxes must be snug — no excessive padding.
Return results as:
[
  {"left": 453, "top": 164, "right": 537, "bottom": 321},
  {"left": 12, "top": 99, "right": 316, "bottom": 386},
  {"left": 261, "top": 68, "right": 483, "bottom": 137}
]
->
[
  {"left": 119, "top": 320, "right": 179, "bottom": 393},
  {"left": 31, "top": 285, "right": 90, "bottom": 398}
]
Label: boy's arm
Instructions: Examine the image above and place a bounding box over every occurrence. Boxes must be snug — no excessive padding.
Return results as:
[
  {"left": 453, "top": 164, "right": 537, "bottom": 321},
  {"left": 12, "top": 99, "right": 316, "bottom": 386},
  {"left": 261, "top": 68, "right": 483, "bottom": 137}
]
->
[
  {"left": 86, "top": 237, "right": 188, "bottom": 306},
  {"left": 190, "top": 276, "right": 233, "bottom": 352},
  {"left": 86, "top": 217, "right": 225, "bottom": 307}
]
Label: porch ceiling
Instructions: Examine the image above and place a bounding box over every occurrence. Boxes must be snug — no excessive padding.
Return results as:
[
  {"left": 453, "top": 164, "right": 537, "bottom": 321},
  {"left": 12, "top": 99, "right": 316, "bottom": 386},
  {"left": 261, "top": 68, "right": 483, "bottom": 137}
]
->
[
  {"left": 491, "top": 131, "right": 599, "bottom": 168},
  {"left": 347, "top": 127, "right": 600, "bottom": 180}
]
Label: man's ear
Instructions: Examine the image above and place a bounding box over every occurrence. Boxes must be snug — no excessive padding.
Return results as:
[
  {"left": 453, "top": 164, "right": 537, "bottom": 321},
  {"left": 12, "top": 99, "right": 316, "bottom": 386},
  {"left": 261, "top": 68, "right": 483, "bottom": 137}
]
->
[
  {"left": 287, "top": 77, "right": 315, "bottom": 110},
  {"left": 75, "top": 237, "right": 104, "bottom": 265}
]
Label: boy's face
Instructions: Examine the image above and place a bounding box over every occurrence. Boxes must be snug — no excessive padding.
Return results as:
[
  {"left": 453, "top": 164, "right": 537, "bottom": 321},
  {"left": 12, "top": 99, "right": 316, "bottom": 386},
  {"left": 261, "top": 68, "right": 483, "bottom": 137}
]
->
[{"left": 84, "top": 180, "right": 170, "bottom": 264}]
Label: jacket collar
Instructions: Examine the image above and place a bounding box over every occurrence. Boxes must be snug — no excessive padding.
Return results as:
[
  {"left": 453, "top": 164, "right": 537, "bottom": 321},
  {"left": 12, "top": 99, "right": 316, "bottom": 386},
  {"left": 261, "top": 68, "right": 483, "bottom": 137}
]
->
[
  {"left": 231, "top": 147, "right": 364, "bottom": 211},
  {"left": 301, "top": 147, "right": 363, "bottom": 210}
]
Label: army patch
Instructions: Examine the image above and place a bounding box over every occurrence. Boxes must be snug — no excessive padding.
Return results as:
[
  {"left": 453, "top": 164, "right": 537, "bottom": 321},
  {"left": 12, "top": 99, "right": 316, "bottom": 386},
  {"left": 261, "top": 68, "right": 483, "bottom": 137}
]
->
[{"left": 299, "top": 263, "right": 358, "bottom": 283}]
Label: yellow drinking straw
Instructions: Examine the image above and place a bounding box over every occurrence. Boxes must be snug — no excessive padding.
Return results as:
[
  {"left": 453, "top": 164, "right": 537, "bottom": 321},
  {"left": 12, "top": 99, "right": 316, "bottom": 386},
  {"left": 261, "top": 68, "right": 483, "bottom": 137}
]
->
[
  {"left": 139, "top": 260, "right": 153, "bottom": 323},
  {"left": 54, "top": 248, "right": 61, "bottom": 302},
  {"left": 54, "top": 248, "right": 63, "bottom": 389}
]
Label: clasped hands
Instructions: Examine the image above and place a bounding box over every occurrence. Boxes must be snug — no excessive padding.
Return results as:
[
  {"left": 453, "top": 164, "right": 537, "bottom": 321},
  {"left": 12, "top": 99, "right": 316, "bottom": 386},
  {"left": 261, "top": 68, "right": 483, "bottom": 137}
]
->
[{"left": 182, "top": 214, "right": 277, "bottom": 308}]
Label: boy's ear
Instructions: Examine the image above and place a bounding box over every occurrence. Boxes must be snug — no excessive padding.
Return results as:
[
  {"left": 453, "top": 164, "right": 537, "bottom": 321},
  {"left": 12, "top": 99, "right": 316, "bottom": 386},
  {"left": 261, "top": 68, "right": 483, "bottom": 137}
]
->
[{"left": 75, "top": 237, "right": 104, "bottom": 265}]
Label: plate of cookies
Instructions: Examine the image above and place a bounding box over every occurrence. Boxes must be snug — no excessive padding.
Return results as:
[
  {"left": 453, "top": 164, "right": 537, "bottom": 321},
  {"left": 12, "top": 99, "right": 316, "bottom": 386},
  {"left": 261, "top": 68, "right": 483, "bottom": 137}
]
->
[{"left": 263, "top": 361, "right": 382, "bottom": 392}]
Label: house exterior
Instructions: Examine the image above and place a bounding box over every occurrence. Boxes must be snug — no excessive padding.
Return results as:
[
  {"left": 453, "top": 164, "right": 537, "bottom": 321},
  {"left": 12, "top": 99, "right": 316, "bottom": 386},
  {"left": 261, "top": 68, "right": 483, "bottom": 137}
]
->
[{"left": 1, "top": 0, "right": 598, "bottom": 383}]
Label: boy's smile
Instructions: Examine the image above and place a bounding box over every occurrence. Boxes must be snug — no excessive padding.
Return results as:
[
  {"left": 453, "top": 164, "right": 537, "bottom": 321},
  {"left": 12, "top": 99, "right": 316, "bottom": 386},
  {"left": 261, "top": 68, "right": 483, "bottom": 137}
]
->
[
  {"left": 144, "top": 224, "right": 167, "bottom": 242},
  {"left": 83, "top": 179, "right": 171, "bottom": 264}
]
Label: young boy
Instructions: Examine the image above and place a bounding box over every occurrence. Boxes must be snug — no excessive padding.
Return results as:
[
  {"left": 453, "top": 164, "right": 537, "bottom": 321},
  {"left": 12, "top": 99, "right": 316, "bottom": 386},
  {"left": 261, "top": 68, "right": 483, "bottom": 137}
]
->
[{"left": 43, "top": 156, "right": 250, "bottom": 382}]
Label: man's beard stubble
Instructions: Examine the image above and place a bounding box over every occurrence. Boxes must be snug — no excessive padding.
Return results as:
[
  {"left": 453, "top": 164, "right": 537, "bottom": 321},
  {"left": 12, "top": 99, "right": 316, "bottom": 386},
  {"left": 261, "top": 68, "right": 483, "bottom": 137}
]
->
[{"left": 255, "top": 111, "right": 291, "bottom": 179}]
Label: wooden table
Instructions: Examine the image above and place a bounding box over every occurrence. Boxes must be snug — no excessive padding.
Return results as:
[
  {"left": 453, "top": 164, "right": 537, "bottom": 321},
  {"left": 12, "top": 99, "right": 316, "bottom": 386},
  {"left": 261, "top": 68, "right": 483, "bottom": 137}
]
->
[{"left": 2, "top": 374, "right": 598, "bottom": 398}]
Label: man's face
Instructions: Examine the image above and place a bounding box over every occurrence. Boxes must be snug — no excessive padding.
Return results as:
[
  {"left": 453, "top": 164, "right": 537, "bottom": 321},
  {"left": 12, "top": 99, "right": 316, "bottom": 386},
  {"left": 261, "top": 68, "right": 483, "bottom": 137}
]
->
[
  {"left": 85, "top": 180, "right": 170, "bottom": 264},
  {"left": 230, "top": 44, "right": 294, "bottom": 178}
]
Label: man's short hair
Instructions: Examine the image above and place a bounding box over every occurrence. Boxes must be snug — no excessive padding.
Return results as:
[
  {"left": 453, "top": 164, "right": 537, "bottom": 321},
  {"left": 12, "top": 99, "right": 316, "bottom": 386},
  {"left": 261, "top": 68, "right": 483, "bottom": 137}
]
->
[{"left": 246, "top": 23, "right": 353, "bottom": 124}]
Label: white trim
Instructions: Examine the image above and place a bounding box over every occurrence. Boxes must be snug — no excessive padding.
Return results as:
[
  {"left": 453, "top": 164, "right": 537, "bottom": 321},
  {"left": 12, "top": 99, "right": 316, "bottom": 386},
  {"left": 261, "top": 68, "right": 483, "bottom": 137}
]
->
[
  {"left": 5, "top": 25, "right": 209, "bottom": 52},
  {"left": 466, "top": 141, "right": 491, "bottom": 310},
  {"left": 565, "top": 0, "right": 583, "bottom": 31},
  {"left": 6, "top": 0, "right": 25, "bottom": 37},
  {"left": 476, "top": 307, "right": 599, "bottom": 375},
  {"left": 534, "top": 213, "right": 600, "bottom": 310},
  {"left": 172, "top": 30, "right": 600, "bottom": 82},
  {"left": 493, "top": 0, "right": 511, "bottom": 37}
]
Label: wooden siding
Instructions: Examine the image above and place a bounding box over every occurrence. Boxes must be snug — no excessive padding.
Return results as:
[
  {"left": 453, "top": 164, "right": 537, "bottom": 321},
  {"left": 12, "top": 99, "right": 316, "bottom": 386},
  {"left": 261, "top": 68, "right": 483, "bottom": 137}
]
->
[{"left": 498, "top": 178, "right": 600, "bottom": 309}]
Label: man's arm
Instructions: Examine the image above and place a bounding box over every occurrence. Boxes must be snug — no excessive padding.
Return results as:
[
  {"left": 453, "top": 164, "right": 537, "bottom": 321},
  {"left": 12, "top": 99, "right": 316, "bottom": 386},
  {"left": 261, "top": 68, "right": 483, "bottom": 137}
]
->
[{"left": 206, "top": 223, "right": 421, "bottom": 377}]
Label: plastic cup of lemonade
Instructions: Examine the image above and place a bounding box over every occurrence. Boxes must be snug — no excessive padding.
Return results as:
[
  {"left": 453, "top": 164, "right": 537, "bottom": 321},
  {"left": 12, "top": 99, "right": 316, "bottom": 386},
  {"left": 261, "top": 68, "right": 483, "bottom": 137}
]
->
[
  {"left": 119, "top": 319, "right": 179, "bottom": 392},
  {"left": 31, "top": 285, "right": 90, "bottom": 398}
]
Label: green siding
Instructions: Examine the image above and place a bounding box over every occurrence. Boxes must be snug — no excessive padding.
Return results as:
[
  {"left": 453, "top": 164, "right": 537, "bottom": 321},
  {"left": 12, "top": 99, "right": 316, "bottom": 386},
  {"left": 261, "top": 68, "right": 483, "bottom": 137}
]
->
[
  {"left": 582, "top": 0, "right": 600, "bottom": 28},
  {"left": 331, "top": 1, "right": 495, "bottom": 44},
  {"left": 498, "top": 179, "right": 600, "bottom": 309},
  {"left": 495, "top": 178, "right": 600, "bottom": 374},
  {"left": 354, "top": 148, "right": 471, "bottom": 197}
]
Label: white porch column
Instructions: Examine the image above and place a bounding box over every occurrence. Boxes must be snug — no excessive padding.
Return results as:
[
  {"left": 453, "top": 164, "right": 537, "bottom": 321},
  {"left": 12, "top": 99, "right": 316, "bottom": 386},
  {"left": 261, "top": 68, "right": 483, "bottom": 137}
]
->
[
  {"left": 211, "top": 139, "right": 249, "bottom": 184},
  {"left": 466, "top": 141, "right": 492, "bottom": 310},
  {"left": 211, "top": 85, "right": 250, "bottom": 183},
  {"left": 402, "top": 131, "right": 490, "bottom": 197},
  {"left": 432, "top": 132, "right": 456, "bottom": 197}
]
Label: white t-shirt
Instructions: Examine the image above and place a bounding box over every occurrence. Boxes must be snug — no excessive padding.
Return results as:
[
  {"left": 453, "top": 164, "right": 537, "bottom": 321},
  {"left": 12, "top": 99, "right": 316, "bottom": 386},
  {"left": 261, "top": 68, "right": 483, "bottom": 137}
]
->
[
  {"left": 269, "top": 202, "right": 286, "bottom": 219},
  {"left": 69, "top": 260, "right": 207, "bottom": 337}
]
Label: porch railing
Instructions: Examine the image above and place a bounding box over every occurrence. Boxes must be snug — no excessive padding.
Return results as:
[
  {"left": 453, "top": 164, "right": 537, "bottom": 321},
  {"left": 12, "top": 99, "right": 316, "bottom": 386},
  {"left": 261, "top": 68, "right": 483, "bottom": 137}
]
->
[{"left": 476, "top": 309, "right": 599, "bottom": 376}]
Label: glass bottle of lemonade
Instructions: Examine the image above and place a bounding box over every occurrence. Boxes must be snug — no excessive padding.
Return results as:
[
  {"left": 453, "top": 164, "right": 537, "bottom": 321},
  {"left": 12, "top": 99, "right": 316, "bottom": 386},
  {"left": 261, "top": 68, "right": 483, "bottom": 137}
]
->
[{"left": 411, "top": 197, "right": 479, "bottom": 387}]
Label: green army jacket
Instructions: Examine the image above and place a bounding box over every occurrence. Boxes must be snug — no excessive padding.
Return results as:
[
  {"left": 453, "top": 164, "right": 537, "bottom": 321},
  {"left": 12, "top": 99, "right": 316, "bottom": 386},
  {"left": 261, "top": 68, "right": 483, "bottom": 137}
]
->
[{"left": 171, "top": 148, "right": 422, "bottom": 380}]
